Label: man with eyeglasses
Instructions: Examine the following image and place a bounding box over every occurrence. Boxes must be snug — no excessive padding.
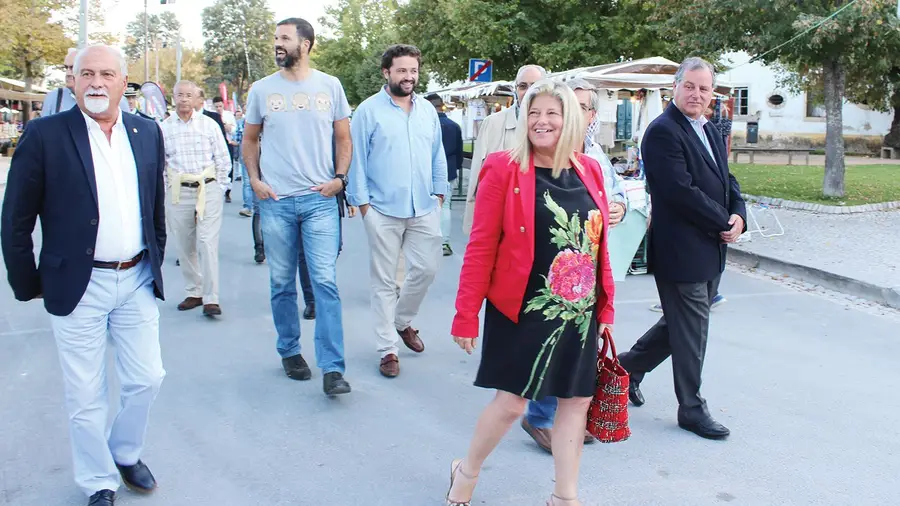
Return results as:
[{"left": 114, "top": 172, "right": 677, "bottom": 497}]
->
[
  {"left": 42, "top": 49, "right": 130, "bottom": 117},
  {"left": 462, "top": 64, "right": 546, "bottom": 235}
]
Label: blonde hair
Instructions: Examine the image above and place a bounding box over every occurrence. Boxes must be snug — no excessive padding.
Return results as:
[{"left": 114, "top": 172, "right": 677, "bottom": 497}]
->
[{"left": 508, "top": 79, "right": 584, "bottom": 177}]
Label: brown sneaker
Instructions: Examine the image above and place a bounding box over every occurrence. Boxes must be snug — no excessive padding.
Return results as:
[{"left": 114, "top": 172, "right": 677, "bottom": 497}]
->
[
  {"left": 396, "top": 327, "right": 424, "bottom": 353},
  {"left": 521, "top": 418, "right": 552, "bottom": 454},
  {"left": 202, "top": 304, "right": 222, "bottom": 316},
  {"left": 584, "top": 430, "right": 596, "bottom": 444},
  {"left": 379, "top": 354, "right": 399, "bottom": 378},
  {"left": 177, "top": 297, "right": 203, "bottom": 311}
]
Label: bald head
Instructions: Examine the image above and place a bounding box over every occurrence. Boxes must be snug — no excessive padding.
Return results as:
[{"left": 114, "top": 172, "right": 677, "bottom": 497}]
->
[
  {"left": 64, "top": 48, "right": 77, "bottom": 90},
  {"left": 73, "top": 44, "right": 128, "bottom": 121},
  {"left": 173, "top": 80, "right": 197, "bottom": 116}
]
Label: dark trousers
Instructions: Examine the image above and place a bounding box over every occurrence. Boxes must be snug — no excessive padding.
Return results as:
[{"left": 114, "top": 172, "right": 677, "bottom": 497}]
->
[{"left": 618, "top": 274, "right": 721, "bottom": 421}]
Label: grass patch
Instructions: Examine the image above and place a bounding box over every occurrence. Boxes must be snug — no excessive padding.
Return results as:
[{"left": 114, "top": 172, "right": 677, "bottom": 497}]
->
[
  {"left": 464, "top": 140, "right": 473, "bottom": 154},
  {"left": 730, "top": 164, "right": 900, "bottom": 205}
]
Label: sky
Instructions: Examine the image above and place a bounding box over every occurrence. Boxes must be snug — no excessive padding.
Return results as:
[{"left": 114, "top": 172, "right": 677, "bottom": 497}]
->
[{"left": 101, "top": 0, "right": 339, "bottom": 50}]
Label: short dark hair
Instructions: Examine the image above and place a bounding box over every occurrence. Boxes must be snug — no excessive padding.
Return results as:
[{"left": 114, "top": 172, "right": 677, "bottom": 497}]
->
[
  {"left": 277, "top": 17, "right": 316, "bottom": 52},
  {"left": 381, "top": 44, "right": 422, "bottom": 71},
  {"left": 212, "top": 96, "right": 224, "bottom": 104}
]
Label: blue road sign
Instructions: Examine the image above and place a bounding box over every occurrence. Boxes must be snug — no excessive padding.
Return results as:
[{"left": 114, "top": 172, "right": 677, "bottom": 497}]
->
[{"left": 468, "top": 58, "right": 493, "bottom": 83}]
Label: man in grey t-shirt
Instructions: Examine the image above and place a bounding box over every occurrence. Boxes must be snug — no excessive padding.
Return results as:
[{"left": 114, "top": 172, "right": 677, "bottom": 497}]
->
[{"left": 242, "top": 16, "right": 353, "bottom": 397}]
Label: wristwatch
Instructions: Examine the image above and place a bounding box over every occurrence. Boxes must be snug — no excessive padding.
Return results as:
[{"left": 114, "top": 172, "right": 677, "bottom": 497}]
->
[{"left": 334, "top": 174, "right": 347, "bottom": 188}]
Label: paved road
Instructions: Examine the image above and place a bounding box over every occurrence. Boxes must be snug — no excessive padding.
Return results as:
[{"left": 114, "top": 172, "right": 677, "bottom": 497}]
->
[{"left": 2, "top": 198, "right": 899, "bottom": 506}]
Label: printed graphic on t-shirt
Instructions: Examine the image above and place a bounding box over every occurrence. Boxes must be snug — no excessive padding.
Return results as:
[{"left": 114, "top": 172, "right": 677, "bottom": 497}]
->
[
  {"left": 292, "top": 92, "right": 310, "bottom": 111},
  {"left": 315, "top": 92, "right": 332, "bottom": 113},
  {"left": 267, "top": 93, "right": 287, "bottom": 112}
]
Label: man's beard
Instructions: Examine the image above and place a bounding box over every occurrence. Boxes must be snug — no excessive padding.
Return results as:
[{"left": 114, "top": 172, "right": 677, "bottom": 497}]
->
[
  {"left": 388, "top": 78, "right": 417, "bottom": 97},
  {"left": 83, "top": 89, "right": 110, "bottom": 114},
  {"left": 275, "top": 47, "right": 302, "bottom": 68}
]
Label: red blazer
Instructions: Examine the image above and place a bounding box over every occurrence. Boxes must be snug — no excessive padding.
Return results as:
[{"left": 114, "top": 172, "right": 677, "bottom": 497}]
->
[{"left": 452, "top": 151, "right": 616, "bottom": 338}]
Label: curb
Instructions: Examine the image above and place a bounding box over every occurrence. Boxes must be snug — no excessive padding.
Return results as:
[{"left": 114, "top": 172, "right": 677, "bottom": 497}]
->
[
  {"left": 728, "top": 248, "right": 900, "bottom": 310},
  {"left": 742, "top": 193, "right": 900, "bottom": 214}
]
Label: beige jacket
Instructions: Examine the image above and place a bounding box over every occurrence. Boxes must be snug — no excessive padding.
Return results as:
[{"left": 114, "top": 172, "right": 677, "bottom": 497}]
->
[{"left": 463, "top": 106, "right": 519, "bottom": 234}]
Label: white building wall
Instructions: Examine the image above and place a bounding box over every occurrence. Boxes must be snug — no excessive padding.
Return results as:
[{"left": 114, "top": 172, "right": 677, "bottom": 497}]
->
[{"left": 720, "top": 52, "right": 891, "bottom": 147}]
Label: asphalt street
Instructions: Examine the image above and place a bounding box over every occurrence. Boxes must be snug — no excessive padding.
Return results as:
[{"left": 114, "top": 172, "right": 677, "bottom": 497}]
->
[{"left": 2, "top": 196, "right": 899, "bottom": 506}]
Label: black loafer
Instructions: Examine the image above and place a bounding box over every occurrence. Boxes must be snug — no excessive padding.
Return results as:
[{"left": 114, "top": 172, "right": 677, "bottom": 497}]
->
[
  {"left": 303, "top": 304, "right": 315, "bottom": 320},
  {"left": 678, "top": 416, "right": 730, "bottom": 440},
  {"left": 88, "top": 489, "right": 115, "bottom": 505},
  {"left": 116, "top": 459, "right": 157, "bottom": 493},
  {"left": 628, "top": 377, "right": 645, "bottom": 407},
  {"left": 323, "top": 372, "right": 351, "bottom": 396},
  {"left": 282, "top": 354, "right": 312, "bottom": 381}
]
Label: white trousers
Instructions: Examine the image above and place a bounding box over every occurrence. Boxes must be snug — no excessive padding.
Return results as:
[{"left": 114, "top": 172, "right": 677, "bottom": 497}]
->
[
  {"left": 363, "top": 207, "right": 442, "bottom": 356},
  {"left": 49, "top": 259, "right": 165, "bottom": 497},
  {"left": 166, "top": 182, "right": 224, "bottom": 304}
]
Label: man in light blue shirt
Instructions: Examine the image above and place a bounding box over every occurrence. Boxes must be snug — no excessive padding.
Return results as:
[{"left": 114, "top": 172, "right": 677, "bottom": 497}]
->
[{"left": 347, "top": 44, "right": 448, "bottom": 378}]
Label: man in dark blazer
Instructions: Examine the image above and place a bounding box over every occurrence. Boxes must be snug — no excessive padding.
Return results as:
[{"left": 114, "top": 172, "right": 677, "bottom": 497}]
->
[
  {"left": 194, "top": 88, "right": 233, "bottom": 202},
  {"left": 1, "top": 45, "right": 167, "bottom": 506},
  {"left": 425, "top": 93, "right": 463, "bottom": 256},
  {"left": 618, "top": 57, "right": 746, "bottom": 440}
]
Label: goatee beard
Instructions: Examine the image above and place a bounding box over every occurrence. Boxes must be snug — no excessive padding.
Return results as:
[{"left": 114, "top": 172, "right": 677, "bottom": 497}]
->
[
  {"left": 84, "top": 97, "right": 110, "bottom": 114},
  {"left": 389, "top": 80, "right": 416, "bottom": 97}
]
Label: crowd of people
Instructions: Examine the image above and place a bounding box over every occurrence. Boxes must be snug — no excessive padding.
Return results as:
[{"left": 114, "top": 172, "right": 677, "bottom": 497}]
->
[{"left": 0, "top": 14, "right": 747, "bottom": 506}]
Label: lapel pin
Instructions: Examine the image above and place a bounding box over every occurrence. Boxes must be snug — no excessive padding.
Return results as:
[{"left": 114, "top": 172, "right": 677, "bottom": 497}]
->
[{"left": 132, "top": 128, "right": 138, "bottom": 133}]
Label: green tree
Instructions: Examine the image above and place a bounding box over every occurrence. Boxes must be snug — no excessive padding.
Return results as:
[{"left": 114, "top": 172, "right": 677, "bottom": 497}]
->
[
  {"left": 201, "top": 0, "right": 277, "bottom": 100},
  {"left": 313, "top": 0, "right": 430, "bottom": 107},
  {"left": 0, "top": 0, "right": 73, "bottom": 123},
  {"left": 659, "top": 0, "right": 900, "bottom": 198},
  {"left": 130, "top": 47, "right": 208, "bottom": 96},
  {"left": 124, "top": 11, "right": 182, "bottom": 62},
  {"left": 396, "top": 0, "right": 671, "bottom": 85}
]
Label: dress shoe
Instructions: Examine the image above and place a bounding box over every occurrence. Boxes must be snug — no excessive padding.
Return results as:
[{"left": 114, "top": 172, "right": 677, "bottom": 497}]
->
[
  {"left": 282, "top": 354, "right": 312, "bottom": 380},
  {"left": 88, "top": 489, "right": 115, "bottom": 505},
  {"left": 323, "top": 372, "right": 351, "bottom": 395},
  {"left": 584, "top": 430, "right": 596, "bottom": 444},
  {"left": 177, "top": 297, "right": 203, "bottom": 311},
  {"left": 303, "top": 303, "right": 316, "bottom": 320},
  {"left": 628, "top": 377, "right": 645, "bottom": 407},
  {"left": 202, "top": 304, "right": 222, "bottom": 316},
  {"left": 175, "top": 258, "right": 180, "bottom": 266},
  {"left": 396, "top": 327, "right": 425, "bottom": 353},
  {"left": 521, "top": 418, "right": 552, "bottom": 453},
  {"left": 379, "top": 353, "right": 399, "bottom": 377},
  {"left": 678, "top": 416, "right": 730, "bottom": 440},
  {"left": 116, "top": 459, "right": 157, "bottom": 493},
  {"left": 225, "top": 190, "right": 232, "bottom": 203}
]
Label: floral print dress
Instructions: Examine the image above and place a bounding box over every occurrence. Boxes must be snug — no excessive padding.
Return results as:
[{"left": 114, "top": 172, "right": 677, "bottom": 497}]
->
[{"left": 476, "top": 167, "right": 602, "bottom": 400}]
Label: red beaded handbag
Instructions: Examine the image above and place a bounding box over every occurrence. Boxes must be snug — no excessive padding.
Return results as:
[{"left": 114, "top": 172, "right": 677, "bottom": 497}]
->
[{"left": 586, "top": 327, "right": 631, "bottom": 443}]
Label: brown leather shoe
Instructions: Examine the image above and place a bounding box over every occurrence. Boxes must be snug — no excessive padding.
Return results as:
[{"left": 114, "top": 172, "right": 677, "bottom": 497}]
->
[
  {"left": 379, "top": 354, "right": 399, "bottom": 377},
  {"left": 521, "top": 418, "right": 552, "bottom": 454},
  {"left": 396, "top": 327, "right": 425, "bottom": 353},
  {"left": 584, "top": 430, "right": 596, "bottom": 444},
  {"left": 202, "top": 304, "right": 222, "bottom": 316},
  {"left": 177, "top": 297, "right": 203, "bottom": 311}
]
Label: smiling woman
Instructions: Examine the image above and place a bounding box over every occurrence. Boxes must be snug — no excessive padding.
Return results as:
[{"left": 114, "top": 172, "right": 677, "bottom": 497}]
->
[{"left": 448, "top": 78, "right": 615, "bottom": 506}]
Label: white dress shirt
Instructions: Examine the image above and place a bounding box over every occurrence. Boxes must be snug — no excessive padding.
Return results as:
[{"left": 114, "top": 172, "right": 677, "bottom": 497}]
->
[
  {"left": 683, "top": 112, "right": 716, "bottom": 162},
  {"left": 81, "top": 111, "right": 145, "bottom": 262},
  {"left": 160, "top": 109, "right": 231, "bottom": 186}
]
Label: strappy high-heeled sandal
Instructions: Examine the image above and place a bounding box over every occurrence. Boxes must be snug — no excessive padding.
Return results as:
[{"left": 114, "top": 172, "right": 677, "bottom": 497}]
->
[
  {"left": 547, "top": 493, "right": 580, "bottom": 506},
  {"left": 446, "top": 458, "right": 478, "bottom": 506}
]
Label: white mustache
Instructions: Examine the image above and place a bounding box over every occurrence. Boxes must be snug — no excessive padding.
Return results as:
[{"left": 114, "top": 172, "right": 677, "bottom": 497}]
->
[{"left": 84, "top": 88, "right": 109, "bottom": 98}]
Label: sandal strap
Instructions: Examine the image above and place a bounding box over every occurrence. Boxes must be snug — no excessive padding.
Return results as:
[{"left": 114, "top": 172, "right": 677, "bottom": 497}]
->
[
  {"left": 551, "top": 494, "right": 579, "bottom": 503},
  {"left": 455, "top": 461, "right": 478, "bottom": 480}
]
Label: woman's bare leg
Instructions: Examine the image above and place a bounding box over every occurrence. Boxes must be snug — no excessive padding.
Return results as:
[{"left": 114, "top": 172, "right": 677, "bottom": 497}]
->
[
  {"left": 447, "top": 391, "right": 528, "bottom": 501},
  {"left": 549, "top": 396, "right": 592, "bottom": 503}
]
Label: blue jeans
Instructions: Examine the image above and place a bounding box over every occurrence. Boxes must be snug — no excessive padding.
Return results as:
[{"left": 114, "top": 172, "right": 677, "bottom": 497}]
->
[
  {"left": 259, "top": 193, "right": 344, "bottom": 374},
  {"left": 241, "top": 160, "right": 258, "bottom": 213},
  {"left": 526, "top": 397, "right": 558, "bottom": 429},
  {"left": 297, "top": 240, "right": 314, "bottom": 306}
]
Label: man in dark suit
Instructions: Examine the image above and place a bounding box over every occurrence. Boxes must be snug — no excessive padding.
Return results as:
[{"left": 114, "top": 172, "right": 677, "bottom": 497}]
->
[
  {"left": 1, "top": 45, "right": 167, "bottom": 506},
  {"left": 425, "top": 93, "right": 463, "bottom": 256},
  {"left": 617, "top": 57, "right": 746, "bottom": 440}
]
